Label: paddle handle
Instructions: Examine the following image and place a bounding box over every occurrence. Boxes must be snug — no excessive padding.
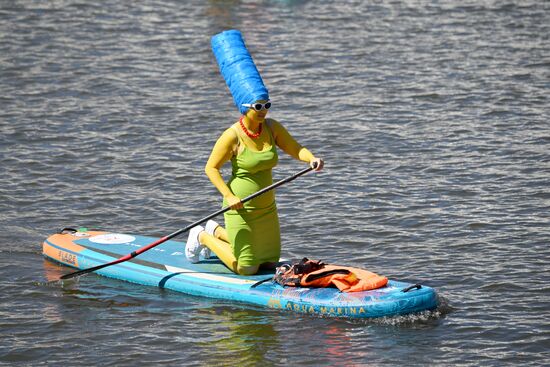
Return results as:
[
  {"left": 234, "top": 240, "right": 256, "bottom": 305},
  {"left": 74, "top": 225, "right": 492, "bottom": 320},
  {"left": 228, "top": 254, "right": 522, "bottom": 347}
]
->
[{"left": 60, "top": 164, "right": 316, "bottom": 280}]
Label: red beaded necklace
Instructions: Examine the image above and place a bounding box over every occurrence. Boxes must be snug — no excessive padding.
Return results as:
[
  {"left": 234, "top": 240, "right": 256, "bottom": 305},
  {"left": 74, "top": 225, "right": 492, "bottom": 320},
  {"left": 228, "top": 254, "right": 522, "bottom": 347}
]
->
[{"left": 239, "top": 116, "right": 262, "bottom": 139}]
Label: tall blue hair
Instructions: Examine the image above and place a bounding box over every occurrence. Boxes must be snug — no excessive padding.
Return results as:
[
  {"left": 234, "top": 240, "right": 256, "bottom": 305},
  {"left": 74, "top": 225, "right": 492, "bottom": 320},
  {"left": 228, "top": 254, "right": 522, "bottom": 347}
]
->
[{"left": 211, "top": 30, "right": 269, "bottom": 115}]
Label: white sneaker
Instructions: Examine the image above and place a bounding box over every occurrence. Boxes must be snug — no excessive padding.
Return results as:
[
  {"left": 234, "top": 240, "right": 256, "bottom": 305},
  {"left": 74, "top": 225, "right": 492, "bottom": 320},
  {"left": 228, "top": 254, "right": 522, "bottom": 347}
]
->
[
  {"left": 197, "top": 220, "right": 219, "bottom": 260},
  {"left": 205, "top": 220, "right": 220, "bottom": 236},
  {"left": 199, "top": 246, "right": 211, "bottom": 260},
  {"left": 185, "top": 225, "right": 205, "bottom": 263}
]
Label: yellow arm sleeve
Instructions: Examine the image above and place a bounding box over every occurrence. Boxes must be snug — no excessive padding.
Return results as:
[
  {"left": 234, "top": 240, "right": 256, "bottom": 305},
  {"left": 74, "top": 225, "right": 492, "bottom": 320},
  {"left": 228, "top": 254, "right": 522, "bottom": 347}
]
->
[
  {"left": 269, "top": 119, "right": 316, "bottom": 163},
  {"left": 204, "top": 128, "right": 238, "bottom": 198}
]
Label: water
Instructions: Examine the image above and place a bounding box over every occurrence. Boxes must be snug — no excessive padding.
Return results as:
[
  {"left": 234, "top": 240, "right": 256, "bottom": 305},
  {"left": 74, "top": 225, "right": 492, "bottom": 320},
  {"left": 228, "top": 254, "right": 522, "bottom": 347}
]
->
[{"left": 1, "top": 1, "right": 549, "bottom": 365}]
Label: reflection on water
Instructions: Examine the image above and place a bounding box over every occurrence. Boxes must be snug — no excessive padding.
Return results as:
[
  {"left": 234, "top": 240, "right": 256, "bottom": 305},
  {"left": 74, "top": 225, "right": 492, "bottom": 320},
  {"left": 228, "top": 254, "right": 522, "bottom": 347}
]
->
[{"left": 195, "top": 308, "right": 279, "bottom": 365}]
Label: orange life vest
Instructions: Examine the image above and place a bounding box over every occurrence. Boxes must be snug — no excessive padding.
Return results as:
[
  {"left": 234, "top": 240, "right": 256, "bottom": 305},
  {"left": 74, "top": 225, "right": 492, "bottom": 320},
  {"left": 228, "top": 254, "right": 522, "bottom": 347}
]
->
[{"left": 273, "top": 258, "right": 388, "bottom": 293}]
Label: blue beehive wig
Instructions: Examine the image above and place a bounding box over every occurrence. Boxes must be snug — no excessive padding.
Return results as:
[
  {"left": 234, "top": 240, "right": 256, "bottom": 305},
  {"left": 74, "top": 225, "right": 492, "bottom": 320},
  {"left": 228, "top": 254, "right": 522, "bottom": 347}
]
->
[{"left": 211, "top": 30, "right": 269, "bottom": 115}]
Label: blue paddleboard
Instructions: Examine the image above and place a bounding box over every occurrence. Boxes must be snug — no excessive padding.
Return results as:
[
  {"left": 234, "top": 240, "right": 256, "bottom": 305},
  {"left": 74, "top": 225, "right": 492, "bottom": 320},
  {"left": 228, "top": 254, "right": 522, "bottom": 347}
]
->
[{"left": 43, "top": 229, "right": 438, "bottom": 318}]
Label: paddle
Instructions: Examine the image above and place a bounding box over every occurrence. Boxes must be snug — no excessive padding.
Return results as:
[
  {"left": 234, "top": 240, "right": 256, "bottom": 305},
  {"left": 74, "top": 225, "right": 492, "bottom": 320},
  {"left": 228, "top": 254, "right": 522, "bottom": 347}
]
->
[{"left": 60, "top": 164, "right": 317, "bottom": 280}]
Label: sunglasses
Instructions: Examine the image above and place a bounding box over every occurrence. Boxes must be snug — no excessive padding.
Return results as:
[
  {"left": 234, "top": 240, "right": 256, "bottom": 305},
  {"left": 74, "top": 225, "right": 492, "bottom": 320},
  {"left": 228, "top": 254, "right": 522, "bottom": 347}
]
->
[{"left": 242, "top": 101, "right": 272, "bottom": 111}]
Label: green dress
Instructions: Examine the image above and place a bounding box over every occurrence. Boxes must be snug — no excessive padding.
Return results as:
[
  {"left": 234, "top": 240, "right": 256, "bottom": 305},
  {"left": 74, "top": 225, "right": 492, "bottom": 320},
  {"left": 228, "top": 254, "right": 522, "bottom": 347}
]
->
[{"left": 223, "top": 122, "right": 280, "bottom": 267}]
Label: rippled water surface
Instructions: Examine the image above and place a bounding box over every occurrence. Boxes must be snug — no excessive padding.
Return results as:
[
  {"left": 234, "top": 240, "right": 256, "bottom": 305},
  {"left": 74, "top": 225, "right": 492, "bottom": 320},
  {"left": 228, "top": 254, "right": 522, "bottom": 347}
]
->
[{"left": 1, "top": 1, "right": 549, "bottom": 365}]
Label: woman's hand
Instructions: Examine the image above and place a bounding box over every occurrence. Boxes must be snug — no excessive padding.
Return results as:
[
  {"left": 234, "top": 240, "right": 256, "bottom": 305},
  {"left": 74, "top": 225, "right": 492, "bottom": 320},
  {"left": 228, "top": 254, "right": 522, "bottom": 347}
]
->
[
  {"left": 310, "top": 158, "right": 324, "bottom": 171},
  {"left": 225, "top": 194, "right": 244, "bottom": 210}
]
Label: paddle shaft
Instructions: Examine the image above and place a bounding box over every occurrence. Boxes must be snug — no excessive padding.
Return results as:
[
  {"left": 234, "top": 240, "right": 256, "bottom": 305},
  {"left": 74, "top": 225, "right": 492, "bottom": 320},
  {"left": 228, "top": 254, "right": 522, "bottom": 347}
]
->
[{"left": 60, "top": 164, "right": 316, "bottom": 280}]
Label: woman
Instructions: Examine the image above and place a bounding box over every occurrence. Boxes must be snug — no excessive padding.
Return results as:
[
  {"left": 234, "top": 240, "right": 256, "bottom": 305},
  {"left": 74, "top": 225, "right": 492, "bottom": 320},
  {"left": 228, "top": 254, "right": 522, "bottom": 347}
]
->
[
  {"left": 185, "top": 99, "right": 323, "bottom": 275},
  {"left": 185, "top": 30, "right": 323, "bottom": 275}
]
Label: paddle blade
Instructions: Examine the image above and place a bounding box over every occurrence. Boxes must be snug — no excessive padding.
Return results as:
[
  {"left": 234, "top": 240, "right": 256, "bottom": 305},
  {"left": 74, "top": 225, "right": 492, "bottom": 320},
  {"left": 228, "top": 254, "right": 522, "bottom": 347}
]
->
[
  {"left": 60, "top": 266, "right": 99, "bottom": 280},
  {"left": 60, "top": 261, "right": 114, "bottom": 280}
]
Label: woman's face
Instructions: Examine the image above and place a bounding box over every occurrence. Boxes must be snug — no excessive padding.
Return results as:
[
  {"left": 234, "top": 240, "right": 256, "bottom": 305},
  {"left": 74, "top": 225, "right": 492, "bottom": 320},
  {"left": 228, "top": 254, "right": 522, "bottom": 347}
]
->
[{"left": 245, "top": 100, "right": 270, "bottom": 122}]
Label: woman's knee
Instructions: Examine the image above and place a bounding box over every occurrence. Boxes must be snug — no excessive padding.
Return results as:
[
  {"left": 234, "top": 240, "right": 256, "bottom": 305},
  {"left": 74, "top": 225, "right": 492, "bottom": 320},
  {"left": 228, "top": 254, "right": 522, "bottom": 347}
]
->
[{"left": 237, "top": 264, "right": 259, "bottom": 276}]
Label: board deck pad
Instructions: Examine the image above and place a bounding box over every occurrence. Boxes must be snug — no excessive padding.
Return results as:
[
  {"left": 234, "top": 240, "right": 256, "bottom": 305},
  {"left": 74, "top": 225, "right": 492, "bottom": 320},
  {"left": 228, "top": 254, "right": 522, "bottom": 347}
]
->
[{"left": 43, "top": 230, "right": 438, "bottom": 318}]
